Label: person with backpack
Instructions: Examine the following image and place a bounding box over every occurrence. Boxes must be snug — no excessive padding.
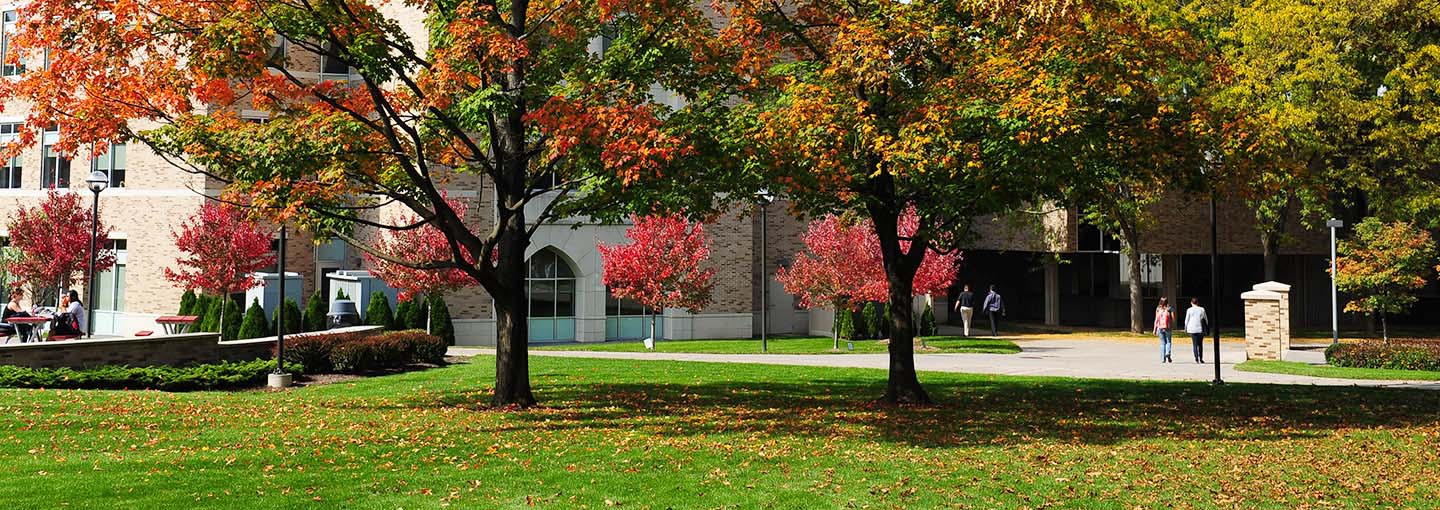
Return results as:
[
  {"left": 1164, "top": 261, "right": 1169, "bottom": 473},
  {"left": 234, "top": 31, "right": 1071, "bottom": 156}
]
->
[
  {"left": 981, "top": 285, "right": 1005, "bottom": 336},
  {"left": 1152, "top": 297, "right": 1175, "bottom": 363}
]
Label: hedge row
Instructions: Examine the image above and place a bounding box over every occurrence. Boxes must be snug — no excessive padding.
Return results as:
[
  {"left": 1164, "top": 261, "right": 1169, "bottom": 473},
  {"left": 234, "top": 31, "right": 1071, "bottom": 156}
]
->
[
  {"left": 282, "top": 330, "right": 447, "bottom": 374},
  {"left": 0, "top": 359, "right": 301, "bottom": 391},
  {"left": 1326, "top": 339, "right": 1440, "bottom": 372}
]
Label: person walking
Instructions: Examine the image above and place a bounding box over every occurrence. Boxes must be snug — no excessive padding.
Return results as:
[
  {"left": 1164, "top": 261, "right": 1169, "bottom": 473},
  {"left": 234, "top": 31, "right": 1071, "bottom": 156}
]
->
[
  {"left": 1184, "top": 297, "right": 1208, "bottom": 364},
  {"left": 953, "top": 285, "right": 975, "bottom": 337},
  {"left": 981, "top": 285, "right": 1005, "bottom": 336},
  {"left": 1152, "top": 297, "right": 1174, "bottom": 363}
]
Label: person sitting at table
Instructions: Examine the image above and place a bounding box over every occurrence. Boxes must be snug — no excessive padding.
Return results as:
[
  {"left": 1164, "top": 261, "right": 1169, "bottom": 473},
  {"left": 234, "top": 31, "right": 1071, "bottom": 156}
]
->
[
  {"left": 1, "top": 288, "right": 35, "bottom": 338},
  {"left": 51, "top": 290, "right": 86, "bottom": 338}
]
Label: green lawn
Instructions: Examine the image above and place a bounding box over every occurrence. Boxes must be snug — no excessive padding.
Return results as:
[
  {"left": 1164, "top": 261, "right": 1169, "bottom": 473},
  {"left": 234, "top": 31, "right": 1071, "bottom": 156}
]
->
[
  {"left": 1237, "top": 359, "right": 1440, "bottom": 381},
  {"left": 535, "top": 335, "right": 1022, "bottom": 354},
  {"left": 4, "top": 357, "right": 1440, "bottom": 509}
]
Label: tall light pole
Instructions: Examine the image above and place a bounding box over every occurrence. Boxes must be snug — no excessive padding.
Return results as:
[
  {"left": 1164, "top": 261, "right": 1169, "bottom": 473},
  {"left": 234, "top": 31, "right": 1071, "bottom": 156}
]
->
[
  {"left": 84, "top": 170, "right": 109, "bottom": 338},
  {"left": 1327, "top": 218, "right": 1344, "bottom": 345},
  {"left": 757, "top": 188, "right": 775, "bottom": 353},
  {"left": 1202, "top": 152, "right": 1222, "bottom": 385}
]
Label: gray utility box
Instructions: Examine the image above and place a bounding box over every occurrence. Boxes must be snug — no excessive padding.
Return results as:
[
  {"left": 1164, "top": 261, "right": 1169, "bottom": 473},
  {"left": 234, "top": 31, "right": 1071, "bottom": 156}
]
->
[
  {"left": 325, "top": 270, "right": 399, "bottom": 321},
  {"left": 245, "top": 272, "right": 304, "bottom": 318}
]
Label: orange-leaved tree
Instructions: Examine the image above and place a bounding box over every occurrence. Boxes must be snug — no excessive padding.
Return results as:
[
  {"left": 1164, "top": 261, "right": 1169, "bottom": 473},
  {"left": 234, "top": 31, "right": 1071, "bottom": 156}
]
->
[
  {"left": 0, "top": 0, "right": 738, "bottom": 406},
  {"left": 1335, "top": 217, "right": 1436, "bottom": 341},
  {"left": 716, "top": 0, "right": 1157, "bottom": 403}
]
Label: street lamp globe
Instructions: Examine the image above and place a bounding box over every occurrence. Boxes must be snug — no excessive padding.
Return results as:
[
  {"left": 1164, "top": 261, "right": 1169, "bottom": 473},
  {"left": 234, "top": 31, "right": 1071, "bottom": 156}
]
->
[
  {"left": 86, "top": 170, "right": 109, "bottom": 194},
  {"left": 756, "top": 188, "right": 775, "bottom": 205}
]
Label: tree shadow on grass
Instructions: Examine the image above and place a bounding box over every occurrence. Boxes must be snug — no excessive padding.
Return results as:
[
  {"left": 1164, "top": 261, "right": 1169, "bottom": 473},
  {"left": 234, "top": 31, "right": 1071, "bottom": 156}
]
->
[{"left": 335, "top": 366, "right": 1440, "bottom": 448}]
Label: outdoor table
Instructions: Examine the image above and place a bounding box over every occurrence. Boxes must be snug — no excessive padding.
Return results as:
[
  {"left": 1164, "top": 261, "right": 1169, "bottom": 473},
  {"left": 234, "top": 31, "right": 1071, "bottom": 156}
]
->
[
  {"left": 7, "top": 316, "right": 53, "bottom": 343},
  {"left": 155, "top": 315, "right": 200, "bottom": 335}
]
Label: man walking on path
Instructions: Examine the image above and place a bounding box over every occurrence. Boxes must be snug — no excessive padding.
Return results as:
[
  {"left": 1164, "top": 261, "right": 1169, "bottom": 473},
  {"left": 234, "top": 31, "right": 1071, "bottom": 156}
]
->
[
  {"left": 982, "top": 285, "right": 1005, "bottom": 336},
  {"left": 954, "top": 285, "right": 975, "bottom": 336},
  {"left": 1184, "top": 297, "right": 1209, "bottom": 364}
]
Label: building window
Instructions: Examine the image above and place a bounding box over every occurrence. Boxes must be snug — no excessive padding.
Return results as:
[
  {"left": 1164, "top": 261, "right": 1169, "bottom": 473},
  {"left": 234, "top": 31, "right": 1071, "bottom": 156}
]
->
[
  {"left": 92, "top": 239, "right": 127, "bottom": 335},
  {"left": 605, "top": 287, "right": 660, "bottom": 340},
  {"left": 91, "top": 142, "right": 126, "bottom": 188},
  {"left": 0, "top": 122, "right": 21, "bottom": 188},
  {"left": 1, "top": 11, "right": 23, "bottom": 76},
  {"left": 41, "top": 126, "right": 69, "bottom": 189},
  {"left": 320, "top": 41, "right": 349, "bottom": 75},
  {"left": 526, "top": 248, "right": 576, "bottom": 342}
]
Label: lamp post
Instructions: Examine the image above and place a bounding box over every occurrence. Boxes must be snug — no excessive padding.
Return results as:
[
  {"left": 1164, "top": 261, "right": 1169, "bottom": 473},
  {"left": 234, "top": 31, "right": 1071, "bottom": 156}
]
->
[
  {"left": 1201, "top": 152, "right": 1223, "bottom": 385},
  {"left": 1327, "top": 218, "right": 1344, "bottom": 345},
  {"left": 269, "top": 225, "right": 293, "bottom": 388},
  {"left": 757, "top": 188, "right": 775, "bottom": 353},
  {"left": 84, "top": 170, "right": 109, "bottom": 338}
]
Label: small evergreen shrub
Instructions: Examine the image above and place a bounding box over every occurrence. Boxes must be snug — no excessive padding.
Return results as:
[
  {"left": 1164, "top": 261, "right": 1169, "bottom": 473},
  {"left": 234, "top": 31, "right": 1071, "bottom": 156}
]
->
[
  {"left": 191, "top": 294, "right": 213, "bottom": 330},
  {"left": 366, "top": 291, "right": 395, "bottom": 330},
  {"left": 201, "top": 295, "right": 224, "bottom": 333},
  {"left": 850, "top": 307, "right": 868, "bottom": 340},
  {"left": 429, "top": 294, "right": 455, "bottom": 345},
  {"left": 237, "top": 299, "right": 271, "bottom": 340},
  {"left": 178, "top": 289, "right": 197, "bottom": 316},
  {"left": 302, "top": 289, "right": 327, "bottom": 332},
  {"left": 0, "top": 359, "right": 302, "bottom": 391},
  {"left": 1327, "top": 340, "right": 1440, "bottom": 372},
  {"left": 221, "top": 298, "right": 243, "bottom": 341},
  {"left": 335, "top": 288, "right": 350, "bottom": 301},
  {"left": 273, "top": 297, "right": 302, "bottom": 335},
  {"left": 404, "top": 296, "right": 429, "bottom": 330},
  {"left": 835, "top": 307, "right": 855, "bottom": 340},
  {"left": 395, "top": 299, "right": 417, "bottom": 332}
]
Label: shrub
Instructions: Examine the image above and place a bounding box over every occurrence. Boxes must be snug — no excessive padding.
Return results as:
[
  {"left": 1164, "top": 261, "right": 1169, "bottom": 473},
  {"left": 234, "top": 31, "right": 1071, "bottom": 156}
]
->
[
  {"left": 202, "top": 295, "right": 225, "bottom": 333},
  {"left": 835, "top": 307, "right": 855, "bottom": 340},
  {"left": 850, "top": 307, "right": 868, "bottom": 340},
  {"left": 403, "top": 296, "right": 429, "bottom": 330},
  {"left": 395, "top": 299, "right": 417, "bottom": 332},
  {"left": 273, "top": 297, "right": 302, "bottom": 335},
  {"left": 221, "top": 297, "right": 243, "bottom": 341},
  {"left": 178, "top": 289, "right": 197, "bottom": 316},
  {"left": 280, "top": 330, "right": 446, "bottom": 374},
  {"left": 366, "top": 291, "right": 395, "bottom": 329},
  {"left": 1327, "top": 340, "right": 1440, "bottom": 372},
  {"left": 302, "top": 289, "right": 327, "bottom": 332},
  {"left": 0, "top": 359, "right": 303, "bottom": 391},
  {"left": 919, "top": 302, "right": 937, "bottom": 337},
  {"left": 429, "top": 294, "right": 455, "bottom": 345},
  {"left": 238, "top": 299, "right": 271, "bottom": 339},
  {"left": 335, "top": 288, "right": 350, "bottom": 301},
  {"left": 191, "top": 293, "right": 213, "bottom": 330}
]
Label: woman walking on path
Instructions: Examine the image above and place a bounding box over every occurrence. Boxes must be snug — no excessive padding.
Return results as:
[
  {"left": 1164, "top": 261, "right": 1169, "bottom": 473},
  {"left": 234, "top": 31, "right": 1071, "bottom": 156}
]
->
[
  {"left": 953, "top": 285, "right": 975, "bottom": 337},
  {"left": 1153, "top": 297, "right": 1174, "bottom": 363},
  {"left": 982, "top": 285, "right": 1005, "bottom": 336},
  {"left": 1184, "top": 297, "right": 1208, "bottom": 364}
]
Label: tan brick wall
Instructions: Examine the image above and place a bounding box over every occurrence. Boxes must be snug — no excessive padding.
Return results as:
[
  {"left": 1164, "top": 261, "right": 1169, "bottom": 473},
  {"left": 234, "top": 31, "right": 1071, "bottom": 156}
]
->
[{"left": 1244, "top": 298, "right": 1282, "bottom": 360}]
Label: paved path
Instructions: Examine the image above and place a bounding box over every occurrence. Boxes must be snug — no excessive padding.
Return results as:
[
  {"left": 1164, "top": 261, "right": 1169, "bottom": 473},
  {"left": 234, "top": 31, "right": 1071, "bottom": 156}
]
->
[{"left": 449, "top": 338, "right": 1440, "bottom": 389}]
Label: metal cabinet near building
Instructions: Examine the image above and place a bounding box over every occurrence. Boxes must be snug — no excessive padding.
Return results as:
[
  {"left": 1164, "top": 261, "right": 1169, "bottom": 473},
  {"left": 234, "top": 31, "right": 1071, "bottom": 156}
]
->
[
  {"left": 245, "top": 272, "right": 304, "bottom": 318},
  {"left": 325, "top": 270, "right": 399, "bottom": 321}
]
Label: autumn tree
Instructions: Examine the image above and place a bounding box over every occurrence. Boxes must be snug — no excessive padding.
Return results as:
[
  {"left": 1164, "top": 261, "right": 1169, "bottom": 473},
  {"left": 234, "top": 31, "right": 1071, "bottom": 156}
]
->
[
  {"left": 598, "top": 214, "right": 715, "bottom": 344},
  {"left": 364, "top": 199, "right": 477, "bottom": 334},
  {"left": 777, "top": 212, "right": 958, "bottom": 350},
  {"left": 1064, "top": 2, "right": 1208, "bottom": 333},
  {"left": 0, "top": 0, "right": 739, "bottom": 406},
  {"left": 1335, "top": 218, "right": 1435, "bottom": 341},
  {"left": 5, "top": 190, "right": 117, "bottom": 306},
  {"left": 163, "top": 203, "right": 277, "bottom": 334},
  {"left": 720, "top": 0, "right": 1151, "bottom": 403}
]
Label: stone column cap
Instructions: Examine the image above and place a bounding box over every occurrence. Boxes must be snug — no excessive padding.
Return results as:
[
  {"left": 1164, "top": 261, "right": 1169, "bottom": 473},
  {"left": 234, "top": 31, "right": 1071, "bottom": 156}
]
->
[
  {"left": 1253, "top": 281, "right": 1292, "bottom": 293},
  {"left": 1241, "top": 290, "right": 1283, "bottom": 301}
]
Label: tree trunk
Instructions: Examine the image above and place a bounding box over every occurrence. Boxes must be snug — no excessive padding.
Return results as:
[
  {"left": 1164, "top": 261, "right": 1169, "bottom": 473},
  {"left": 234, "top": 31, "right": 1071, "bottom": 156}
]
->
[
  {"left": 1127, "top": 248, "right": 1143, "bottom": 334},
  {"left": 869, "top": 202, "right": 931, "bottom": 406},
  {"left": 1261, "top": 233, "right": 1279, "bottom": 282},
  {"left": 832, "top": 309, "right": 840, "bottom": 351},
  {"left": 1381, "top": 312, "right": 1389, "bottom": 344},
  {"left": 491, "top": 217, "right": 536, "bottom": 408}
]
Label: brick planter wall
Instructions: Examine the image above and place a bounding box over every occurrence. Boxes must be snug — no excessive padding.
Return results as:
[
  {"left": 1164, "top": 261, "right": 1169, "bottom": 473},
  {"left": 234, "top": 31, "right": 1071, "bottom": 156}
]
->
[{"left": 0, "top": 326, "right": 384, "bottom": 369}]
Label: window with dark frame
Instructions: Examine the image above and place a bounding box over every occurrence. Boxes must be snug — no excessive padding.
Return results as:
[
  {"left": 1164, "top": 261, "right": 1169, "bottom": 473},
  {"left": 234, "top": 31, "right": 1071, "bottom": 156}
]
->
[
  {"left": 0, "top": 122, "right": 21, "bottom": 188},
  {"left": 41, "top": 126, "right": 70, "bottom": 189},
  {"left": 91, "top": 142, "right": 126, "bottom": 188}
]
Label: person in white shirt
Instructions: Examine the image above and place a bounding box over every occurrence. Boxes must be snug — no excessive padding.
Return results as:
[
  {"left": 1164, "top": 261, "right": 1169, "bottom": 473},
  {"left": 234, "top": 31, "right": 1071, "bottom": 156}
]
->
[
  {"left": 51, "top": 289, "right": 86, "bottom": 338},
  {"left": 1183, "top": 297, "right": 1208, "bottom": 364}
]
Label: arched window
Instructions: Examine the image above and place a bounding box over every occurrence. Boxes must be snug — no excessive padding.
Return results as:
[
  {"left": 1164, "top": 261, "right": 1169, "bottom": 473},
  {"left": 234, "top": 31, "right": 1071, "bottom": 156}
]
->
[{"left": 527, "top": 249, "right": 576, "bottom": 342}]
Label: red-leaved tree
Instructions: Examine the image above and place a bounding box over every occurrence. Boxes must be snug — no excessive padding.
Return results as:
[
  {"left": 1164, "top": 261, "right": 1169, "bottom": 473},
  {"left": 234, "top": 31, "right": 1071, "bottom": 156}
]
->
[
  {"left": 599, "top": 214, "right": 715, "bottom": 344},
  {"left": 164, "top": 203, "right": 277, "bottom": 329},
  {"left": 5, "top": 190, "right": 116, "bottom": 306},
  {"left": 365, "top": 199, "right": 479, "bottom": 332},
  {"left": 778, "top": 210, "right": 959, "bottom": 349}
]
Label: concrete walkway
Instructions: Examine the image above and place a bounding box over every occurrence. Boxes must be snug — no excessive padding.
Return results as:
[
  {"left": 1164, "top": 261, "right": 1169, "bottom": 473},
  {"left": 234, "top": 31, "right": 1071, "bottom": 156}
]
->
[{"left": 449, "top": 338, "right": 1440, "bottom": 389}]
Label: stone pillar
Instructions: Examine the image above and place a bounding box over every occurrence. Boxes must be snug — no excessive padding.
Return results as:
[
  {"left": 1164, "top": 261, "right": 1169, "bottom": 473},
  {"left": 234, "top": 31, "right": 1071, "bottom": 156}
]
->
[
  {"left": 1044, "top": 259, "right": 1060, "bottom": 326},
  {"left": 1241, "top": 290, "right": 1282, "bottom": 360},
  {"left": 1253, "top": 281, "right": 1292, "bottom": 354}
]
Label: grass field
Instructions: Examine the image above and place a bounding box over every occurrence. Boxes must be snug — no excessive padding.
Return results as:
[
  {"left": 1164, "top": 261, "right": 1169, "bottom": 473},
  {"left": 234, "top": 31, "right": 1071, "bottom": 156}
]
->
[
  {"left": 535, "top": 335, "right": 1022, "bottom": 354},
  {"left": 1236, "top": 359, "right": 1440, "bottom": 381},
  {"left": 3, "top": 356, "right": 1440, "bottom": 509}
]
